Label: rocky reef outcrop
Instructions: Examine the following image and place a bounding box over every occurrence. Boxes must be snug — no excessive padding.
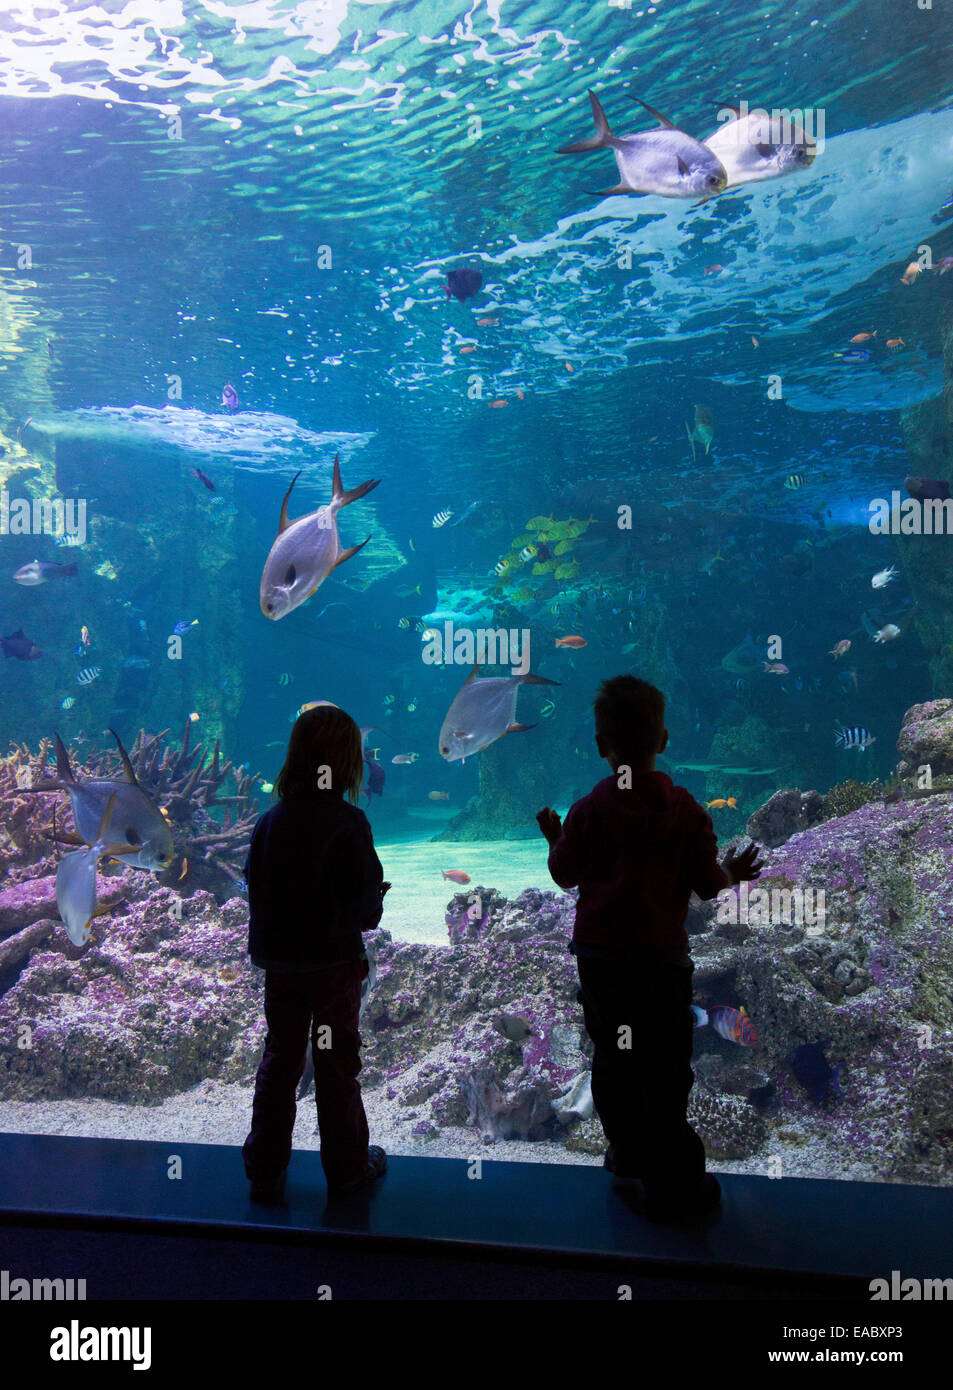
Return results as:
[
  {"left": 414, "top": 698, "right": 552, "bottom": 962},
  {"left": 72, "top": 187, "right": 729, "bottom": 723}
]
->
[
  {"left": 746, "top": 788, "right": 826, "bottom": 848},
  {"left": 2, "top": 753, "right": 952, "bottom": 1182}
]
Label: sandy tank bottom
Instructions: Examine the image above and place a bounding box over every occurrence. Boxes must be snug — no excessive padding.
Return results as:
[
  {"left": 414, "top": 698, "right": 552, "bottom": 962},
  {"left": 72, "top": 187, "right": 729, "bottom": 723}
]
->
[{"left": 0, "top": 1082, "right": 893, "bottom": 1186}]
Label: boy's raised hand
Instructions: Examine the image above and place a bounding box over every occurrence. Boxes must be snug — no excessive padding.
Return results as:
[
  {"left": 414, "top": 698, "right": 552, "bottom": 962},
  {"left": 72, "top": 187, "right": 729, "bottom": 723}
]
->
[
  {"left": 722, "top": 841, "right": 765, "bottom": 885},
  {"left": 536, "top": 806, "right": 563, "bottom": 846}
]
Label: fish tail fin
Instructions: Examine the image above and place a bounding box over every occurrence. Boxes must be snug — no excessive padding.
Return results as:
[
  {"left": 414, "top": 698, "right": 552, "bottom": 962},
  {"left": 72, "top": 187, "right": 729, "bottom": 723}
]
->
[
  {"left": 62, "top": 563, "right": 78, "bottom": 577},
  {"left": 557, "top": 89, "right": 619, "bottom": 153},
  {"left": 331, "top": 453, "right": 382, "bottom": 508},
  {"left": 520, "top": 672, "right": 560, "bottom": 686},
  {"left": 506, "top": 722, "right": 537, "bottom": 735},
  {"left": 690, "top": 1005, "right": 708, "bottom": 1027},
  {"left": 55, "top": 732, "right": 75, "bottom": 783}
]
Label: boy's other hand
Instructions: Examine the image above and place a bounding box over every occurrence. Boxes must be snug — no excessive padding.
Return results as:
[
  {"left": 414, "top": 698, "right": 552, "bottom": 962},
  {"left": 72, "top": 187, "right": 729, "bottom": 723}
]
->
[
  {"left": 536, "top": 807, "right": 563, "bottom": 846},
  {"left": 381, "top": 881, "right": 391, "bottom": 896},
  {"left": 723, "top": 842, "right": 764, "bottom": 885}
]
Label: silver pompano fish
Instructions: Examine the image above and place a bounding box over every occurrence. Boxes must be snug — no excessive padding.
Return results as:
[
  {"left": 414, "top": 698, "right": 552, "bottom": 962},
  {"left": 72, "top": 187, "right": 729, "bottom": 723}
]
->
[
  {"left": 260, "top": 454, "right": 381, "bottom": 620},
  {"left": 703, "top": 104, "right": 817, "bottom": 187},
  {"left": 439, "top": 665, "right": 559, "bottom": 762},
  {"left": 56, "top": 791, "right": 140, "bottom": 946},
  {"left": 26, "top": 731, "right": 173, "bottom": 871},
  {"left": 557, "top": 89, "right": 727, "bottom": 200}
]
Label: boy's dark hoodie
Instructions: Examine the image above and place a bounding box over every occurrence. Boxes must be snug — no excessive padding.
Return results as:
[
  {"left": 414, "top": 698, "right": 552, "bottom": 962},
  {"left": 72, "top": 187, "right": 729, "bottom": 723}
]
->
[
  {"left": 547, "top": 771, "right": 729, "bottom": 956},
  {"left": 245, "top": 790, "right": 384, "bottom": 970}
]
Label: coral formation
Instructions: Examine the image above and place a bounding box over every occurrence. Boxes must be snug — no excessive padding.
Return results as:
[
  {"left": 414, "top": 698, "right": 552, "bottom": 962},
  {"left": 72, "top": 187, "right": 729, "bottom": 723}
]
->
[
  {"left": 0, "top": 725, "right": 261, "bottom": 902},
  {"left": 746, "top": 787, "right": 826, "bottom": 848},
  {"left": 2, "top": 718, "right": 953, "bottom": 1182}
]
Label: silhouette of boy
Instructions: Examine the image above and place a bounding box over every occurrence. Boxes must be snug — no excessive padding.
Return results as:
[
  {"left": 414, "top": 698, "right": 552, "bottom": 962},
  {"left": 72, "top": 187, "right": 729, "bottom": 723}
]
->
[
  {"left": 242, "top": 703, "right": 389, "bottom": 1202},
  {"left": 537, "top": 675, "right": 763, "bottom": 1222}
]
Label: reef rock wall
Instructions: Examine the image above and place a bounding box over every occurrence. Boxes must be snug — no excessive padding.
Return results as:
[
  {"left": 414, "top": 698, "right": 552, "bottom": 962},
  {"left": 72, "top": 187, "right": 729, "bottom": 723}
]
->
[{"left": 2, "top": 781, "right": 952, "bottom": 1184}]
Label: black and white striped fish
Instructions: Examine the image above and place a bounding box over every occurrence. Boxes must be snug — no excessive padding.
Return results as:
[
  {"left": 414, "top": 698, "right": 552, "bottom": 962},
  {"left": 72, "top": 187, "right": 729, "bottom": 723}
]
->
[
  {"left": 55, "top": 531, "right": 84, "bottom": 547},
  {"left": 76, "top": 666, "right": 102, "bottom": 686},
  {"left": 432, "top": 509, "right": 453, "bottom": 528},
  {"left": 835, "top": 725, "right": 876, "bottom": 751}
]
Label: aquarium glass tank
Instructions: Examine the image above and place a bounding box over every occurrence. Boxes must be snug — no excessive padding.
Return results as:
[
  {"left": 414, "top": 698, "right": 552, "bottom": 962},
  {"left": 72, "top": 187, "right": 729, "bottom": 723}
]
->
[{"left": 1, "top": 0, "right": 952, "bottom": 1191}]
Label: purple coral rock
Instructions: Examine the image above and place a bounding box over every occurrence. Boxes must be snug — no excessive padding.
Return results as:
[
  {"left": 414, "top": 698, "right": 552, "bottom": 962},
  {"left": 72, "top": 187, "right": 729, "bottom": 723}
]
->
[{"left": 897, "top": 699, "right": 953, "bottom": 777}]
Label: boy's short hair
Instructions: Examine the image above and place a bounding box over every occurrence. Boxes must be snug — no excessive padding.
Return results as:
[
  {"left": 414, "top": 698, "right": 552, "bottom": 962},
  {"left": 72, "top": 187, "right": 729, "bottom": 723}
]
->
[{"left": 593, "top": 675, "right": 665, "bottom": 763}]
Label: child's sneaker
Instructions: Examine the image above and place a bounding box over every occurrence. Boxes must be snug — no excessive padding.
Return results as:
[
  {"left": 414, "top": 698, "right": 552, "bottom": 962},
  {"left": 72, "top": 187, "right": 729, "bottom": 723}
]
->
[{"left": 327, "top": 1145, "right": 388, "bottom": 1197}]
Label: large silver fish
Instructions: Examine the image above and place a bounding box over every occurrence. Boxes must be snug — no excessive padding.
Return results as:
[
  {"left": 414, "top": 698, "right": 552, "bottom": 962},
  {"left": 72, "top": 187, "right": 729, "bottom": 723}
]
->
[
  {"left": 439, "top": 665, "right": 559, "bottom": 763},
  {"left": 558, "top": 89, "right": 727, "bottom": 200},
  {"left": 28, "top": 731, "right": 173, "bottom": 871},
  {"left": 259, "top": 454, "right": 381, "bottom": 620},
  {"left": 56, "top": 791, "right": 139, "bottom": 946},
  {"left": 703, "top": 103, "right": 817, "bottom": 187}
]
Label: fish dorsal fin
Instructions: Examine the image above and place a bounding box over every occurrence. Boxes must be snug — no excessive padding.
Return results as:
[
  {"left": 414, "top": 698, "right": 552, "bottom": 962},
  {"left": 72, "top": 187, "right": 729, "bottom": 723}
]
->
[
  {"left": 278, "top": 470, "right": 302, "bottom": 534},
  {"left": 109, "top": 728, "right": 139, "bottom": 785},
  {"left": 331, "top": 453, "right": 342, "bottom": 503},
  {"left": 714, "top": 101, "right": 743, "bottom": 116},
  {"left": 55, "top": 732, "right": 75, "bottom": 784},
  {"left": 628, "top": 95, "right": 677, "bottom": 129},
  {"left": 95, "top": 791, "right": 118, "bottom": 845},
  {"left": 465, "top": 661, "right": 481, "bottom": 684}
]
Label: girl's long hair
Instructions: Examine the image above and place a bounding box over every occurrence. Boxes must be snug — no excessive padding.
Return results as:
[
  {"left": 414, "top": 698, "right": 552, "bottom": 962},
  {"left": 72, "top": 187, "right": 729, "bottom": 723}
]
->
[{"left": 274, "top": 703, "right": 364, "bottom": 805}]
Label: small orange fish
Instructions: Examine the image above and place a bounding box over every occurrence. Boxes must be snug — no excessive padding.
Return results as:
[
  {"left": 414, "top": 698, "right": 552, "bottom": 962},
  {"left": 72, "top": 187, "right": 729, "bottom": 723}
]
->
[
  {"left": 901, "top": 261, "right": 922, "bottom": 285},
  {"left": 442, "top": 869, "right": 471, "bottom": 884},
  {"left": 751, "top": 336, "right": 759, "bottom": 348},
  {"left": 428, "top": 790, "right": 450, "bottom": 802},
  {"left": 565, "top": 362, "right": 574, "bottom": 372},
  {"left": 516, "top": 389, "right": 524, "bottom": 400},
  {"left": 704, "top": 264, "right": 724, "bottom": 276},
  {"left": 178, "top": 857, "right": 189, "bottom": 880},
  {"left": 489, "top": 399, "right": 508, "bottom": 408},
  {"left": 460, "top": 345, "right": 477, "bottom": 354},
  {"left": 829, "top": 639, "right": 851, "bottom": 658},
  {"left": 885, "top": 337, "right": 905, "bottom": 348},
  {"left": 477, "top": 318, "right": 498, "bottom": 326},
  {"left": 850, "top": 331, "right": 877, "bottom": 343},
  {"left": 648, "top": 436, "right": 658, "bottom": 442},
  {"left": 555, "top": 635, "right": 587, "bottom": 649},
  {"left": 706, "top": 797, "right": 737, "bottom": 809}
]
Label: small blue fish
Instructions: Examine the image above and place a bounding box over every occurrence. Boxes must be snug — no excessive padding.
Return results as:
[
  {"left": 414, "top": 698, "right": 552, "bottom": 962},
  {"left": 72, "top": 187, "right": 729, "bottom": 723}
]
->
[
  {"left": 76, "top": 667, "right": 102, "bottom": 685},
  {"left": 832, "top": 348, "right": 872, "bottom": 362},
  {"left": 173, "top": 619, "right": 199, "bottom": 637},
  {"left": 121, "top": 657, "right": 151, "bottom": 670}
]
